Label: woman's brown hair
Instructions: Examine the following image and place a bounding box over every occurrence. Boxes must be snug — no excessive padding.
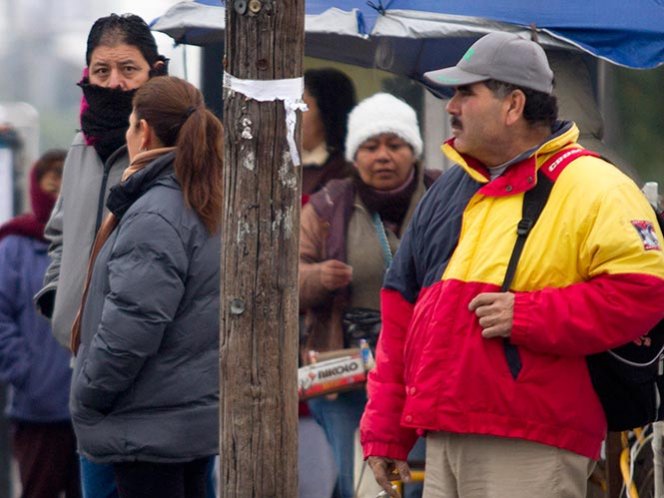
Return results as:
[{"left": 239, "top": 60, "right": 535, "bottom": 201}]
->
[{"left": 132, "top": 76, "right": 223, "bottom": 233}]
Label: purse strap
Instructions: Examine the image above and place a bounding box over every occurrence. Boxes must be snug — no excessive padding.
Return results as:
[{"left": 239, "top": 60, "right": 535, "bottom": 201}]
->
[{"left": 371, "top": 211, "right": 394, "bottom": 269}]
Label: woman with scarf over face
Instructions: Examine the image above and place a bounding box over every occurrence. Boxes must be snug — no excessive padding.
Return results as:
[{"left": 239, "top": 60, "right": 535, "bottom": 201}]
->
[
  {"left": 299, "top": 93, "right": 439, "bottom": 498},
  {"left": 33, "top": 13, "right": 168, "bottom": 498},
  {"left": 0, "top": 150, "right": 79, "bottom": 498},
  {"left": 70, "top": 76, "right": 222, "bottom": 498}
]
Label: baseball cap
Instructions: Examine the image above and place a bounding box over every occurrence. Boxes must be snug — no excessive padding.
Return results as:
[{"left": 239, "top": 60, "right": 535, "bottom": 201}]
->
[{"left": 423, "top": 32, "right": 554, "bottom": 94}]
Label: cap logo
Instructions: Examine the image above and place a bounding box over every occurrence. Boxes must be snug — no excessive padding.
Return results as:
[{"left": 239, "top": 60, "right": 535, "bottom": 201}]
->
[
  {"left": 435, "top": 76, "right": 459, "bottom": 83},
  {"left": 462, "top": 47, "right": 475, "bottom": 62}
]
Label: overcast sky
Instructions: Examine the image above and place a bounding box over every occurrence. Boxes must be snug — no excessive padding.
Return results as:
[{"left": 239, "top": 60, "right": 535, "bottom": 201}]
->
[
  {"left": 0, "top": 0, "right": 201, "bottom": 71},
  {"left": 64, "top": 0, "right": 195, "bottom": 67}
]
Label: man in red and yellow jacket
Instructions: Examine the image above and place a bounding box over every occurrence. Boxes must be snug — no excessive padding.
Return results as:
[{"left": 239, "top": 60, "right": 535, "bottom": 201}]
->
[{"left": 361, "top": 32, "right": 664, "bottom": 498}]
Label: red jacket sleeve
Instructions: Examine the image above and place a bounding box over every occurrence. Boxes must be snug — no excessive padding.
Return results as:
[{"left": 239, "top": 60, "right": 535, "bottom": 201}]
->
[
  {"left": 511, "top": 272, "right": 664, "bottom": 355},
  {"left": 360, "top": 289, "right": 420, "bottom": 461},
  {"left": 511, "top": 179, "right": 664, "bottom": 355}
]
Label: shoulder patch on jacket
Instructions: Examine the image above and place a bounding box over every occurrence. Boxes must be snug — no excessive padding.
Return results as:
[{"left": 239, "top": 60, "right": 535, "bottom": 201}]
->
[{"left": 631, "top": 220, "right": 662, "bottom": 251}]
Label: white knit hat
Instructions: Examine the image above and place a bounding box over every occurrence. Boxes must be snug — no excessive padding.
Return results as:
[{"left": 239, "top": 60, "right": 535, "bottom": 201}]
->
[{"left": 344, "top": 93, "right": 423, "bottom": 162}]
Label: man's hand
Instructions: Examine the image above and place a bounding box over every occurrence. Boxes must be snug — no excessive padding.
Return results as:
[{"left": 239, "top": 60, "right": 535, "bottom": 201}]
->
[
  {"left": 468, "top": 292, "right": 515, "bottom": 339},
  {"left": 319, "top": 259, "right": 352, "bottom": 291},
  {"left": 367, "top": 456, "right": 410, "bottom": 497}
]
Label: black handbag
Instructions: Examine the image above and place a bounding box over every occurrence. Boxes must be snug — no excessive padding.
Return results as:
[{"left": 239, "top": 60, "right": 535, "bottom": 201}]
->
[{"left": 342, "top": 307, "right": 381, "bottom": 349}]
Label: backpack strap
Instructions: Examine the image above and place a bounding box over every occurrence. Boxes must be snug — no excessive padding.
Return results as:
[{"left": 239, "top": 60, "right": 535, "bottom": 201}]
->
[
  {"left": 501, "top": 173, "right": 553, "bottom": 292},
  {"left": 502, "top": 146, "right": 597, "bottom": 379}
]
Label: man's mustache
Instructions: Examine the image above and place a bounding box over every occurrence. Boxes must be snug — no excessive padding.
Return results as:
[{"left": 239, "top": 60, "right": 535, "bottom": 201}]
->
[{"left": 450, "top": 117, "right": 462, "bottom": 129}]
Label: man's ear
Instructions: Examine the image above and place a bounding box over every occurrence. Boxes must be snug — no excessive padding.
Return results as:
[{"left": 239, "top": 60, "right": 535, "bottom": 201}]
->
[
  {"left": 150, "top": 59, "right": 168, "bottom": 77},
  {"left": 505, "top": 89, "right": 526, "bottom": 126}
]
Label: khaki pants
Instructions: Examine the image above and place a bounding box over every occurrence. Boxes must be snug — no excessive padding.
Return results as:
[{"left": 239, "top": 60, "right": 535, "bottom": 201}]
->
[{"left": 424, "top": 432, "right": 595, "bottom": 498}]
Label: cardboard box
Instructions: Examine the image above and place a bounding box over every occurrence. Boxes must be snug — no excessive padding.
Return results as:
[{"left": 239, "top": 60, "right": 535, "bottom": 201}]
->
[{"left": 298, "top": 350, "right": 367, "bottom": 400}]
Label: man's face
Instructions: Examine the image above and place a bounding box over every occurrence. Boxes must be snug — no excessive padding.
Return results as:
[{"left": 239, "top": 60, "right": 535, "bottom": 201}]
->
[
  {"left": 88, "top": 43, "right": 151, "bottom": 90},
  {"left": 445, "top": 82, "right": 510, "bottom": 166}
]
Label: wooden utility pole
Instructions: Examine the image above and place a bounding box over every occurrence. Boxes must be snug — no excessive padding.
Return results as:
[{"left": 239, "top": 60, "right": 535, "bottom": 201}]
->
[
  {"left": 220, "top": 0, "right": 304, "bottom": 496},
  {"left": 605, "top": 433, "right": 624, "bottom": 498}
]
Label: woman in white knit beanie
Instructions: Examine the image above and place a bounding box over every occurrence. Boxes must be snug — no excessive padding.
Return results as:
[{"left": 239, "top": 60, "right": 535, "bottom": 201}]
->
[
  {"left": 300, "top": 92, "right": 434, "bottom": 498},
  {"left": 345, "top": 92, "right": 423, "bottom": 164}
]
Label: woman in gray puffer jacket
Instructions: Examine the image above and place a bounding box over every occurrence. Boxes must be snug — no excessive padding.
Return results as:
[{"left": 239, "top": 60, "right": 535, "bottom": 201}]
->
[{"left": 70, "top": 76, "right": 222, "bottom": 498}]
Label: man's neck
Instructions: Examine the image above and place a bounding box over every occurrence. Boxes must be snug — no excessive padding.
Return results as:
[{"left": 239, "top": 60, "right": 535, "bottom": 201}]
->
[{"left": 485, "top": 125, "right": 552, "bottom": 168}]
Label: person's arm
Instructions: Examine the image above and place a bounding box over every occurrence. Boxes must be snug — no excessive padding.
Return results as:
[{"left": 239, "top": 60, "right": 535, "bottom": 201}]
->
[
  {"left": 361, "top": 208, "right": 423, "bottom": 456},
  {"left": 0, "top": 238, "right": 30, "bottom": 387},
  {"left": 34, "top": 189, "right": 64, "bottom": 318},
  {"left": 360, "top": 215, "right": 426, "bottom": 496},
  {"left": 299, "top": 203, "right": 352, "bottom": 309},
  {"left": 73, "top": 211, "right": 188, "bottom": 412},
  {"left": 510, "top": 182, "right": 664, "bottom": 356}
]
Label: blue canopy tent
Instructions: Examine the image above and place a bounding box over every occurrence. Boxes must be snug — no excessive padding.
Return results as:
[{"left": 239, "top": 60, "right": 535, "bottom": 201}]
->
[
  {"left": 357, "top": 0, "right": 664, "bottom": 69},
  {"left": 152, "top": 0, "right": 664, "bottom": 82}
]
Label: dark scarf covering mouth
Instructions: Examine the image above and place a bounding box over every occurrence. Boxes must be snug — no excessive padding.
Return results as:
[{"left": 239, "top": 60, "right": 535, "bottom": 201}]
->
[
  {"left": 354, "top": 163, "right": 418, "bottom": 228},
  {"left": 78, "top": 77, "right": 135, "bottom": 163}
]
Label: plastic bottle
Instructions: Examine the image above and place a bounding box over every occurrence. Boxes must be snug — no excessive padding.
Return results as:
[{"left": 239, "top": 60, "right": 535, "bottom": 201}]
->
[
  {"left": 359, "top": 339, "right": 375, "bottom": 370},
  {"left": 643, "top": 181, "right": 660, "bottom": 211}
]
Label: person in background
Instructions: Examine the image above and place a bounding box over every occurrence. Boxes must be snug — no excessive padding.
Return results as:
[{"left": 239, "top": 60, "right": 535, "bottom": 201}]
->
[
  {"left": 33, "top": 13, "right": 169, "bottom": 498},
  {"left": 300, "top": 93, "right": 439, "bottom": 498},
  {"left": 361, "top": 32, "right": 664, "bottom": 498},
  {"left": 299, "top": 68, "right": 357, "bottom": 498},
  {"left": 301, "top": 68, "right": 356, "bottom": 197},
  {"left": 70, "top": 76, "right": 222, "bottom": 498},
  {"left": 0, "top": 149, "right": 80, "bottom": 498}
]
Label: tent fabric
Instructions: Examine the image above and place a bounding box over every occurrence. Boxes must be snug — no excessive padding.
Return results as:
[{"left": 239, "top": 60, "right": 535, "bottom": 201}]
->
[
  {"left": 549, "top": 51, "right": 639, "bottom": 181},
  {"left": 380, "top": 0, "right": 664, "bottom": 69},
  {"left": 152, "top": 0, "right": 664, "bottom": 70},
  {"left": 151, "top": 1, "right": 226, "bottom": 45},
  {"left": 151, "top": 3, "right": 364, "bottom": 46}
]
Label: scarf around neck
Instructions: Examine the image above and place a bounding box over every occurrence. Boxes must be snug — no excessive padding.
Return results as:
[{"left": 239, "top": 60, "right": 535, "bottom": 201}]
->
[
  {"left": 354, "top": 164, "right": 418, "bottom": 228},
  {"left": 78, "top": 77, "right": 135, "bottom": 163}
]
